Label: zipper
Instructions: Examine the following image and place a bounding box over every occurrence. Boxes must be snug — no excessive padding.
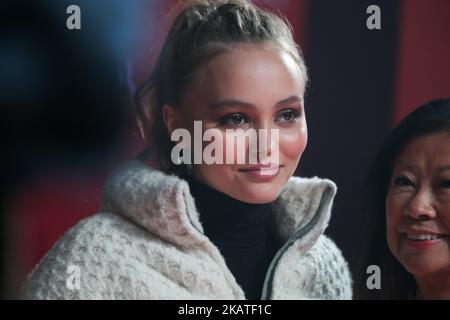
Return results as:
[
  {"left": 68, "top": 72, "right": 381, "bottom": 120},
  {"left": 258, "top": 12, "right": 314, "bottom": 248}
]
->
[{"left": 260, "top": 186, "right": 334, "bottom": 300}]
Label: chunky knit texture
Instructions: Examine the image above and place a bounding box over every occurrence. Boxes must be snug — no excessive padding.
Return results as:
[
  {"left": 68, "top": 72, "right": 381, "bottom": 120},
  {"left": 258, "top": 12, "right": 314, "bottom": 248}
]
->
[{"left": 23, "top": 160, "right": 353, "bottom": 300}]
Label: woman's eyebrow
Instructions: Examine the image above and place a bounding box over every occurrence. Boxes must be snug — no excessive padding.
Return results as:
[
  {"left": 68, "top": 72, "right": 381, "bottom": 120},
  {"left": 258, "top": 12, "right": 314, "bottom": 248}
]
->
[
  {"left": 394, "top": 161, "right": 415, "bottom": 171},
  {"left": 208, "top": 99, "right": 254, "bottom": 109},
  {"left": 277, "top": 95, "right": 303, "bottom": 106},
  {"left": 208, "top": 94, "right": 303, "bottom": 109}
]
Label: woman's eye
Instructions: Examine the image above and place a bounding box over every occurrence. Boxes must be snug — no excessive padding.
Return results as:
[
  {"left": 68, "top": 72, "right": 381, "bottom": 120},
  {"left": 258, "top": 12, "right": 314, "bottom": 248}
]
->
[
  {"left": 392, "top": 176, "right": 414, "bottom": 187},
  {"left": 221, "top": 113, "right": 248, "bottom": 126},
  {"left": 438, "top": 180, "right": 450, "bottom": 189},
  {"left": 275, "top": 109, "right": 300, "bottom": 123}
]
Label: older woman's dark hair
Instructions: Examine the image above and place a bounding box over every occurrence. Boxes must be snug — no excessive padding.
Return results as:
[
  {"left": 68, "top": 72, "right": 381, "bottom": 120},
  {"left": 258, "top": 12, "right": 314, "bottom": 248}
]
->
[{"left": 356, "top": 98, "right": 450, "bottom": 299}]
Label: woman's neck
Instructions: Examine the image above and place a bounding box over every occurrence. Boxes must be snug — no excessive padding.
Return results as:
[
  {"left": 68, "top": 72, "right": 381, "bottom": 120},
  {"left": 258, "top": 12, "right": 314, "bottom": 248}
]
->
[
  {"left": 415, "top": 271, "right": 450, "bottom": 299},
  {"left": 184, "top": 172, "right": 277, "bottom": 247}
]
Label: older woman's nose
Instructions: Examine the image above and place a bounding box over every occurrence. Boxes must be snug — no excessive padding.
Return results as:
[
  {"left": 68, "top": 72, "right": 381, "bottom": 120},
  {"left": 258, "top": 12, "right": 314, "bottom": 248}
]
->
[{"left": 405, "top": 189, "right": 437, "bottom": 220}]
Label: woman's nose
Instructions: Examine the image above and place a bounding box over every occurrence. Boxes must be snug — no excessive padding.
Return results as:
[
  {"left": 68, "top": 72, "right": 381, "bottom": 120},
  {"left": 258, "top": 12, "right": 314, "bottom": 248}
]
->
[
  {"left": 255, "top": 126, "right": 279, "bottom": 163},
  {"left": 405, "top": 189, "right": 437, "bottom": 220},
  {"left": 248, "top": 123, "right": 280, "bottom": 164}
]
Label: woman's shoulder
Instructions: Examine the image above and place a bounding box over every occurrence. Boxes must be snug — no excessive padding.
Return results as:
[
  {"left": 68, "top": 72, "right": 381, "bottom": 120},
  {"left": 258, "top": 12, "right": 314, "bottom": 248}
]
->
[
  {"left": 272, "top": 234, "right": 353, "bottom": 300},
  {"left": 47, "top": 211, "right": 150, "bottom": 253},
  {"left": 21, "top": 212, "right": 158, "bottom": 299},
  {"left": 305, "top": 235, "right": 353, "bottom": 299}
]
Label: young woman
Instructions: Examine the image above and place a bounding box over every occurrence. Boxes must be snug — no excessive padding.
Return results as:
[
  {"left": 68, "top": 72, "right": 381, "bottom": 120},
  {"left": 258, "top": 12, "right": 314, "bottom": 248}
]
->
[
  {"left": 356, "top": 98, "right": 450, "bottom": 299},
  {"left": 23, "top": 0, "right": 352, "bottom": 299}
]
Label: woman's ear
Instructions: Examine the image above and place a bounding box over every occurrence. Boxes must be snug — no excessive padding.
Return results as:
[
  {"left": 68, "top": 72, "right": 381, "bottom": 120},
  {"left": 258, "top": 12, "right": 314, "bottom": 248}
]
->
[{"left": 162, "top": 104, "right": 181, "bottom": 137}]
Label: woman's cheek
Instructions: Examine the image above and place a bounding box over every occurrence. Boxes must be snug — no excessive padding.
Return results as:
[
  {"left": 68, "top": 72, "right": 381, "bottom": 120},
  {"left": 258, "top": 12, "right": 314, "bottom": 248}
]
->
[
  {"left": 386, "top": 194, "right": 403, "bottom": 252},
  {"left": 440, "top": 198, "right": 450, "bottom": 227},
  {"left": 222, "top": 132, "right": 238, "bottom": 164},
  {"left": 279, "top": 126, "right": 308, "bottom": 161},
  {"left": 387, "top": 192, "right": 408, "bottom": 225}
]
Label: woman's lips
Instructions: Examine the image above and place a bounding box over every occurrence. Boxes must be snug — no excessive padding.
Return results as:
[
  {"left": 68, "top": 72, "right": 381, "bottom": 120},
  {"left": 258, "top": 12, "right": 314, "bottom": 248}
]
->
[
  {"left": 238, "top": 165, "right": 282, "bottom": 181},
  {"left": 401, "top": 232, "right": 448, "bottom": 250}
]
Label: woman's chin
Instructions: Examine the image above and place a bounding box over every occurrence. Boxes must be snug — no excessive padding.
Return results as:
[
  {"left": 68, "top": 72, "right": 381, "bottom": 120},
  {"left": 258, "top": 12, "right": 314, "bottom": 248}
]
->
[
  {"left": 400, "top": 255, "right": 450, "bottom": 277},
  {"left": 231, "top": 187, "right": 281, "bottom": 204},
  {"left": 242, "top": 195, "right": 278, "bottom": 204}
]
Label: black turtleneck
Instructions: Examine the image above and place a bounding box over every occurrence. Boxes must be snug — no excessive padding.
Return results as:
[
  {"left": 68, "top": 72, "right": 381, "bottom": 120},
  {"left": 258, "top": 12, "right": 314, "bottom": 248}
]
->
[{"left": 184, "top": 172, "right": 282, "bottom": 300}]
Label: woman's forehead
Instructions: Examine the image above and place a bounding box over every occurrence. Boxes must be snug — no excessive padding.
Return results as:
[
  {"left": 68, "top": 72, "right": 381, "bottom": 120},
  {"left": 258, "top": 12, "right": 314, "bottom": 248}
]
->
[
  {"left": 184, "top": 45, "right": 305, "bottom": 105},
  {"left": 395, "top": 132, "right": 450, "bottom": 170}
]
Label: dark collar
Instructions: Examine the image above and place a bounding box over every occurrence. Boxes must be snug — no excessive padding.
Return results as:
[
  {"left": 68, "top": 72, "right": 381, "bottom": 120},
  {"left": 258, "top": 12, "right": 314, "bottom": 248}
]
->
[{"left": 184, "top": 172, "right": 275, "bottom": 248}]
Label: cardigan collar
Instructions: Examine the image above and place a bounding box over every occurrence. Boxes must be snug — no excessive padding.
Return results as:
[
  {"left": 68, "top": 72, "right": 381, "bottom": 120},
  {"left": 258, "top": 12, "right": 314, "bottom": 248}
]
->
[{"left": 101, "top": 160, "right": 337, "bottom": 253}]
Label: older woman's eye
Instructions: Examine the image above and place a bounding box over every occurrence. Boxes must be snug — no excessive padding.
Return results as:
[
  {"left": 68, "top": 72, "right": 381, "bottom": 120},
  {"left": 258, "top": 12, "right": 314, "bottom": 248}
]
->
[
  {"left": 275, "top": 109, "right": 300, "bottom": 123},
  {"left": 220, "top": 113, "right": 249, "bottom": 126},
  {"left": 438, "top": 180, "right": 450, "bottom": 189},
  {"left": 392, "top": 176, "right": 414, "bottom": 187}
]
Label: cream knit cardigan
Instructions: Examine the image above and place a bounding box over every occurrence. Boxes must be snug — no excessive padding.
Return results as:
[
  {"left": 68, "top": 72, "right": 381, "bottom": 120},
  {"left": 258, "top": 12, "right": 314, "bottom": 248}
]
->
[{"left": 23, "top": 160, "right": 353, "bottom": 300}]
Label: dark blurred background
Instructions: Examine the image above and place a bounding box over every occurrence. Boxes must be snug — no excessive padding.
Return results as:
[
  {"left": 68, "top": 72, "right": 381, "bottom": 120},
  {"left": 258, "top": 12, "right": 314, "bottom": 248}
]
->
[{"left": 1, "top": 0, "right": 449, "bottom": 298}]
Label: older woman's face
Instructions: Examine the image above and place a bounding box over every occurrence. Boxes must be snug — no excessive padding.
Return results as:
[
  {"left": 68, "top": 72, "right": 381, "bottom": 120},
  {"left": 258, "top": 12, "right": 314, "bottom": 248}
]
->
[
  {"left": 172, "top": 44, "right": 307, "bottom": 203},
  {"left": 386, "top": 131, "right": 450, "bottom": 277}
]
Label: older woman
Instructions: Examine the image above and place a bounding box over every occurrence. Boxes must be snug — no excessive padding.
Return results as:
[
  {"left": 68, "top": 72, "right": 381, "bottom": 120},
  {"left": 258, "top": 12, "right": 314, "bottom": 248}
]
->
[{"left": 357, "top": 98, "right": 450, "bottom": 299}]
